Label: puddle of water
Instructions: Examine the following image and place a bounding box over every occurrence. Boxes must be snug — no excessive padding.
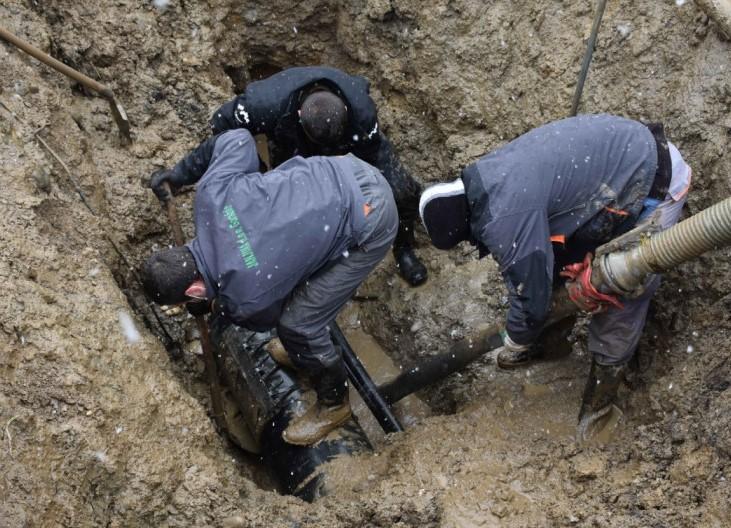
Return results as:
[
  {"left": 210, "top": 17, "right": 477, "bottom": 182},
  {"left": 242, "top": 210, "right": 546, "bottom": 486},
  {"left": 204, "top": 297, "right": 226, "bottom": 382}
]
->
[{"left": 343, "top": 327, "right": 431, "bottom": 445}]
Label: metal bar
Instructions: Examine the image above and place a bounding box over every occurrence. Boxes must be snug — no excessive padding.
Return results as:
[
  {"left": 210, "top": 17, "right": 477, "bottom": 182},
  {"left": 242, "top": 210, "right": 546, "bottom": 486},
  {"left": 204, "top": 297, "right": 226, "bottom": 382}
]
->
[
  {"left": 0, "top": 25, "right": 131, "bottom": 140},
  {"left": 162, "top": 184, "right": 227, "bottom": 430},
  {"left": 330, "top": 322, "right": 404, "bottom": 434},
  {"left": 570, "top": 0, "right": 608, "bottom": 116}
]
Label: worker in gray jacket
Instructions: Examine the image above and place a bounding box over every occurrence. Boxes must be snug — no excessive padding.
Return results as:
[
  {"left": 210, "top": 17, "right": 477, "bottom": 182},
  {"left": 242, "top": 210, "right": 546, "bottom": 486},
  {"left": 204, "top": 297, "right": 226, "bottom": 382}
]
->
[
  {"left": 142, "top": 128, "right": 398, "bottom": 446},
  {"left": 153, "top": 65, "right": 427, "bottom": 287},
  {"left": 418, "top": 114, "right": 691, "bottom": 431}
]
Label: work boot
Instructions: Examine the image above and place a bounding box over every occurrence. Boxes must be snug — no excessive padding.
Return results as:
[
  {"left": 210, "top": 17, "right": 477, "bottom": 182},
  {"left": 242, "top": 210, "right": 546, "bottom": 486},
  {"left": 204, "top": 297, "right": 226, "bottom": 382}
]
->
[
  {"left": 395, "top": 246, "right": 428, "bottom": 286},
  {"left": 496, "top": 318, "right": 575, "bottom": 369},
  {"left": 265, "top": 338, "right": 294, "bottom": 369},
  {"left": 577, "top": 360, "right": 626, "bottom": 442},
  {"left": 496, "top": 343, "right": 540, "bottom": 369},
  {"left": 394, "top": 221, "right": 427, "bottom": 286},
  {"left": 282, "top": 395, "right": 352, "bottom": 446}
]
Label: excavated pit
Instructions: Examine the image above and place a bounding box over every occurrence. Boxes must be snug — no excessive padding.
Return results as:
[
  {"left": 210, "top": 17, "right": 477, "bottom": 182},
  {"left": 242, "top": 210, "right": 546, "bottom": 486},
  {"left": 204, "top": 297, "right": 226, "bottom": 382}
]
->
[{"left": 2, "top": 0, "right": 731, "bottom": 526}]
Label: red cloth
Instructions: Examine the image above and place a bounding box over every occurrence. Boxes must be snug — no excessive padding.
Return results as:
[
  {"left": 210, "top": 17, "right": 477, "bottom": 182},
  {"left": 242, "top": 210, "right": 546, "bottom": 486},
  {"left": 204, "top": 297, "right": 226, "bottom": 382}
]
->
[{"left": 560, "top": 253, "right": 623, "bottom": 313}]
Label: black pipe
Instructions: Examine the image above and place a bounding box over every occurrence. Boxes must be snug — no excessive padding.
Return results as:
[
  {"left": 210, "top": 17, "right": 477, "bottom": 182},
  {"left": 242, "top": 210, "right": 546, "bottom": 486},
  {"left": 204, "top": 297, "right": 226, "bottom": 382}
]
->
[
  {"left": 330, "top": 322, "right": 404, "bottom": 434},
  {"left": 377, "top": 288, "right": 580, "bottom": 404},
  {"left": 378, "top": 327, "right": 503, "bottom": 405}
]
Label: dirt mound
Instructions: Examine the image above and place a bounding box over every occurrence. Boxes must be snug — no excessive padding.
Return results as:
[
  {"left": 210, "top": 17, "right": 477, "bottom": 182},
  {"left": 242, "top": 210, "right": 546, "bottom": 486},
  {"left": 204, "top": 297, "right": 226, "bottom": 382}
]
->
[{"left": 2, "top": 0, "right": 730, "bottom": 526}]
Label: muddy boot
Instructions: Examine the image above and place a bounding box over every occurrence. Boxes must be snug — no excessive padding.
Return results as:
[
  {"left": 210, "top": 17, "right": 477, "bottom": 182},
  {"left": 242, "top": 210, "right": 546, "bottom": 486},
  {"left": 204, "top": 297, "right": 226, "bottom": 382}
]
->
[
  {"left": 282, "top": 395, "right": 352, "bottom": 446},
  {"left": 496, "top": 344, "right": 540, "bottom": 369},
  {"left": 577, "top": 360, "right": 626, "bottom": 442},
  {"left": 283, "top": 360, "right": 350, "bottom": 446},
  {"left": 496, "top": 331, "right": 540, "bottom": 369},
  {"left": 394, "top": 222, "right": 427, "bottom": 286},
  {"left": 497, "top": 318, "right": 575, "bottom": 368},
  {"left": 265, "top": 338, "right": 294, "bottom": 369}
]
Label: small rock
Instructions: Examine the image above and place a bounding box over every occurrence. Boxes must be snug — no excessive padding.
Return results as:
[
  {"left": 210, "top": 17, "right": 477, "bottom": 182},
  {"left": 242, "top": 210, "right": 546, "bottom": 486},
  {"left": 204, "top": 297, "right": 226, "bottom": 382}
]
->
[
  {"left": 32, "top": 167, "right": 51, "bottom": 192},
  {"left": 571, "top": 453, "right": 606, "bottom": 481},
  {"left": 222, "top": 515, "right": 247, "bottom": 528}
]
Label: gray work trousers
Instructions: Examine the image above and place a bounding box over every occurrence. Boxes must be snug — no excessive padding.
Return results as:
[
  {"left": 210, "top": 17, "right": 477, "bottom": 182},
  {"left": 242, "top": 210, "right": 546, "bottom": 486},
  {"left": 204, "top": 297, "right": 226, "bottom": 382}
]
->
[
  {"left": 589, "top": 193, "right": 687, "bottom": 366},
  {"left": 277, "top": 158, "right": 398, "bottom": 402}
]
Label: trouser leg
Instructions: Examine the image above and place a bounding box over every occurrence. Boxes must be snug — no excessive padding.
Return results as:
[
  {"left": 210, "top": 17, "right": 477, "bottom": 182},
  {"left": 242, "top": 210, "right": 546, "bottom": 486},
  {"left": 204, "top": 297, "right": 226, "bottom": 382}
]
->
[
  {"left": 588, "top": 193, "right": 687, "bottom": 365},
  {"left": 277, "top": 174, "right": 398, "bottom": 404},
  {"left": 588, "top": 279, "right": 659, "bottom": 365},
  {"left": 379, "top": 147, "right": 421, "bottom": 253},
  {"left": 369, "top": 133, "right": 428, "bottom": 284},
  {"left": 387, "top": 163, "right": 427, "bottom": 285}
]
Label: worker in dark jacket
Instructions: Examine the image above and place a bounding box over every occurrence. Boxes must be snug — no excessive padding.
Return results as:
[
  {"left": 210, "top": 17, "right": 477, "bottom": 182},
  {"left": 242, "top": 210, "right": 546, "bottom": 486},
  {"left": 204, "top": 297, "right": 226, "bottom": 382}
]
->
[
  {"left": 142, "top": 129, "right": 398, "bottom": 446},
  {"left": 419, "top": 114, "right": 691, "bottom": 433},
  {"left": 155, "top": 65, "right": 426, "bottom": 286}
]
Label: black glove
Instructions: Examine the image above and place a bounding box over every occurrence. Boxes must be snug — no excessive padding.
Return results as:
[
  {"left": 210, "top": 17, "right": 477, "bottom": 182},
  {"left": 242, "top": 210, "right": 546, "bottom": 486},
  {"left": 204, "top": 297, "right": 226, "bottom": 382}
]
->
[
  {"left": 186, "top": 300, "right": 211, "bottom": 317},
  {"left": 149, "top": 168, "right": 175, "bottom": 203}
]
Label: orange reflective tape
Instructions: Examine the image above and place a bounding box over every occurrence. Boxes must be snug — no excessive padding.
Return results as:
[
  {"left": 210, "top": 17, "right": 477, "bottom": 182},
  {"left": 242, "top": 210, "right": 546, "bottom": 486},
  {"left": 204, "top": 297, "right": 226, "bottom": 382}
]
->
[
  {"left": 604, "top": 206, "right": 629, "bottom": 216},
  {"left": 550, "top": 234, "right": 566, "bottom": 244}
]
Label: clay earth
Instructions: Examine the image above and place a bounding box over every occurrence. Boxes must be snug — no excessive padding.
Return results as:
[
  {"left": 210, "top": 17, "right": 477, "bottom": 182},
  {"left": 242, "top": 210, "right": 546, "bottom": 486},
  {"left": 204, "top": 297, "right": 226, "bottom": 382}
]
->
[{"left": 1, "top": 0, "right": 730, "bottom": 526}]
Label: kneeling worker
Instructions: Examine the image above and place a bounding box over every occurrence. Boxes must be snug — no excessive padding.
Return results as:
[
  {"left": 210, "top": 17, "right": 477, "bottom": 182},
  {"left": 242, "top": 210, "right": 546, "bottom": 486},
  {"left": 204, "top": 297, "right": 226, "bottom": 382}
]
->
[
  {"left": 142, "top": 128, "right": 397, "bottom": 445},
  {"left": 419, "top": 114, "right": 691, "bottom": 426}
]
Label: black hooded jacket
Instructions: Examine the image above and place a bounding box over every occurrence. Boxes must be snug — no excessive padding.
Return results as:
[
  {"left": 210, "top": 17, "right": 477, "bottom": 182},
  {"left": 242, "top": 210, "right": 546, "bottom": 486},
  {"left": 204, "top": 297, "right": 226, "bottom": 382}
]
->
[
  {"left": 209, "top": 66, "right": 381, "bottom": 165},
  {"left": 203, "top": 67, "right": 421, "bottom": 226}
]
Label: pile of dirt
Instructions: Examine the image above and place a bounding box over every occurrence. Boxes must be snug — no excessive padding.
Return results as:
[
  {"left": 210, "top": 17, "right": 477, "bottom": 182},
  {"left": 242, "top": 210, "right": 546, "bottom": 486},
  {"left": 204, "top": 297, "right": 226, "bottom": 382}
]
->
[{"left": 2, "top": 0, "right": 730, "bottom": 526}]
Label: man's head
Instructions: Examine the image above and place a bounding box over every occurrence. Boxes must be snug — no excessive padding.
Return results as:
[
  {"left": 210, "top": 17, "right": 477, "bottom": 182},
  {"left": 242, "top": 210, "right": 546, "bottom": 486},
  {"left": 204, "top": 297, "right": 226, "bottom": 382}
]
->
[
  {"left": 419, "top": 178, "right": 471, "bottom": 250},
  {"left": 141, "top": 246, "right": 202, "bottom": 305},
  {"left": 299, "top": 91, "right": 348, "bottom": 146}
]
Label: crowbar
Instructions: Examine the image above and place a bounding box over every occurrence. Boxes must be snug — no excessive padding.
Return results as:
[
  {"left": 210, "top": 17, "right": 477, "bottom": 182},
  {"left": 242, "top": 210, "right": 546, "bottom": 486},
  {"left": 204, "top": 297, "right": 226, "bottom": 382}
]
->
[
  {"left": 161, "top": 183, "right": 227, "bottom": 431},
  {"left": 0, "top": 25, "right": 131, "bottom": 141},
  {"left": 570, "top": 0, "right": 608, "bottom": 116}
]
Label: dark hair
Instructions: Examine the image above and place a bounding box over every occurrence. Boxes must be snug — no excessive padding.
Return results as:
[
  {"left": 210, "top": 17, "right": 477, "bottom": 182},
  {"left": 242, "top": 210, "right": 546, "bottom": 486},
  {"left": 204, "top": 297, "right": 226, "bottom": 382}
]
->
[
  {"left": 300, "top": 91, "right": 347, "bottom": 145},
  {"left": 141, "top": 246, "right": 199, "bottom": 305}
]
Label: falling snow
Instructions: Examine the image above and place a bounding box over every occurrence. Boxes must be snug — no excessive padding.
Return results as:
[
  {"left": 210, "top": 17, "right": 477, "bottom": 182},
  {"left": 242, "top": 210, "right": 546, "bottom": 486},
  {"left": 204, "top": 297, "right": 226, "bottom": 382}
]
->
[{"left": 118, "top": 311, "right": 141, "bottom": 344}]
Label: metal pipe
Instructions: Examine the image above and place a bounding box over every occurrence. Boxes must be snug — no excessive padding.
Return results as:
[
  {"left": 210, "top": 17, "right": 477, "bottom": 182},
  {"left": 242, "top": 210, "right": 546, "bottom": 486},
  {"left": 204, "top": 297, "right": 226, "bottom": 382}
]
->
[
  {"left": 211, "top": 323, "right": 371, "bottom": 501},
  {"left": 330, "top": 322, "right": 404, "bottom": 434},
  {"left": 379, "top": 288, "right": 579, "bottom": 404},
  {"left": 570, "top": 0, "right": 608, "bottom": 116}
]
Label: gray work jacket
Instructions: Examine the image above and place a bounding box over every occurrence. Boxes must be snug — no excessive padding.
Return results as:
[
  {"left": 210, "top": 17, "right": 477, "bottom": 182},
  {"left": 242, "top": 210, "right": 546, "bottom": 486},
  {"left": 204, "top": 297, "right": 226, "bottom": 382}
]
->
[
  {"left": 187, "top": 129, "right": 369, "bottom": 330},
  {"left": 462, "top": 114, "right": 657, "bottom": 344}
]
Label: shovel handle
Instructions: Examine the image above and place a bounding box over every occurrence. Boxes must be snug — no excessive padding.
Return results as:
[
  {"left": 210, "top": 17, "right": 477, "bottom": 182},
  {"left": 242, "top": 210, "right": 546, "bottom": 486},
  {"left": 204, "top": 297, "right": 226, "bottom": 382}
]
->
[
  {"left": 0, "top": 25, "right": 131, "bottom": 141},
  {"left": 159, "top": 181, "right": 226, "bottom": 430},
  {"left": 162, "top": 182, "right": 186, "bottom": 246},
  {"left": 0, "top": 26, "right": 111, "bottom": 98}
]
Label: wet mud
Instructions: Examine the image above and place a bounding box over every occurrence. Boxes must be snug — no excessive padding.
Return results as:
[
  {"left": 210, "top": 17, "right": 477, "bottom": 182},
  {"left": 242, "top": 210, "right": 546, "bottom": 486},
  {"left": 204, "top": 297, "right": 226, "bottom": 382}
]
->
[{"left": 2, "top": 0, "right": 731, "bottom": 527}]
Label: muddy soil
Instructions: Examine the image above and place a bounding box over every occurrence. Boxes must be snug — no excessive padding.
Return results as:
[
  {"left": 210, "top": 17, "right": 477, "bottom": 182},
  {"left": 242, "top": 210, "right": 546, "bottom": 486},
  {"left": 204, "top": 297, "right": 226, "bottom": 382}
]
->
[{"left": 2, "top": 0, "right": 730, "bottom": 527}]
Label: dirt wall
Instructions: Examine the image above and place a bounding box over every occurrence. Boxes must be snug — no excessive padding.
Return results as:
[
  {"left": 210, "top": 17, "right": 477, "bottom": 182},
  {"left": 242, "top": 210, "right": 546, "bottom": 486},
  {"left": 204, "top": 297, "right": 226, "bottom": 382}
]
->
[{"left": 2, "top": 0, "right": 730, "bottom": 526}]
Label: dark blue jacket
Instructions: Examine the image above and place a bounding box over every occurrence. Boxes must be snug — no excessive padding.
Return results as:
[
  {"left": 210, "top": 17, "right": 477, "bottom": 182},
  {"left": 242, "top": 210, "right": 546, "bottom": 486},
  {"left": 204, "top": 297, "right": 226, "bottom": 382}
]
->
[
  {"left": 186, "top": 129, "right": 370, "bottom": 330},
  {"left": 462, "top": 114, "right": 657, "bottom": 345}
]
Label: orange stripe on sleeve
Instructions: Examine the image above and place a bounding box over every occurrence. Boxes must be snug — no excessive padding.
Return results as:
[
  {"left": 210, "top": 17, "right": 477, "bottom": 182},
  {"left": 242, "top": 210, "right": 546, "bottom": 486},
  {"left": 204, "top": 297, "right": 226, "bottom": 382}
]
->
[{"left": 550, "top": 234, "right": 566, "bottom": 244}]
